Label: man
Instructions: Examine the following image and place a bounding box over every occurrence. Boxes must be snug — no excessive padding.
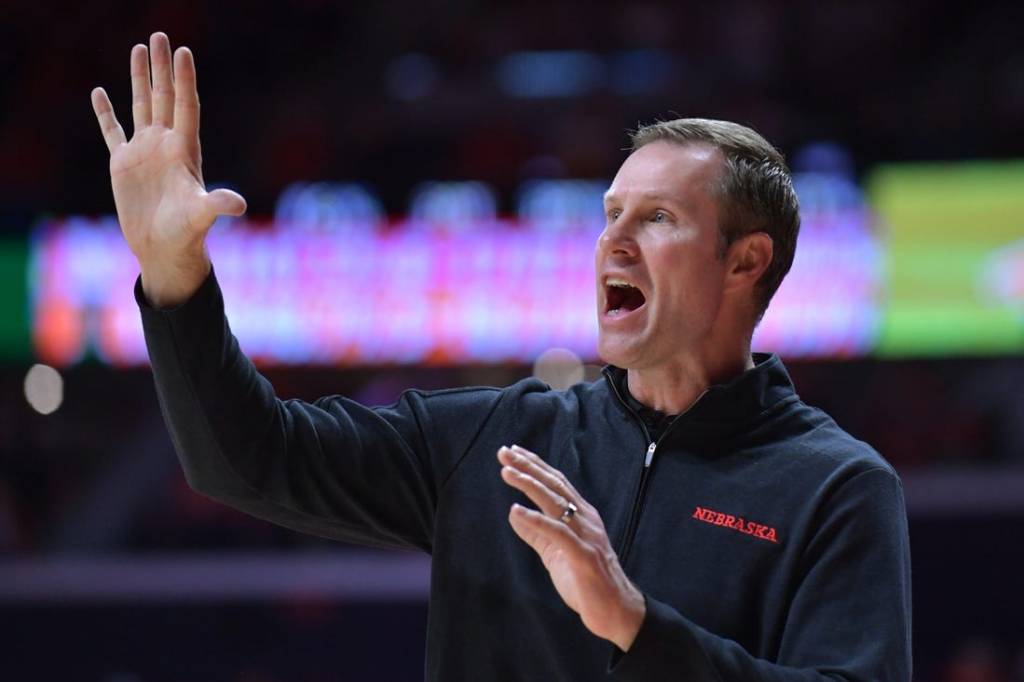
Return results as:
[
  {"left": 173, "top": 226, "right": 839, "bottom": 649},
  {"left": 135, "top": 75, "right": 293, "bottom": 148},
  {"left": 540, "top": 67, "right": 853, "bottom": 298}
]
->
[{"left": 92, "top": 32, "right": 911, "bottom": 680}]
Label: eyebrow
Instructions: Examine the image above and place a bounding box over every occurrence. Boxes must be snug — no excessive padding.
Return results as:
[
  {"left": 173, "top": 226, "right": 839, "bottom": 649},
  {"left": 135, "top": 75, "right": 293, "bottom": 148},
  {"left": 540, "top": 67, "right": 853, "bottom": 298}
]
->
[{"left": 603, "top": 190, "right": 685, "bottom": 207}]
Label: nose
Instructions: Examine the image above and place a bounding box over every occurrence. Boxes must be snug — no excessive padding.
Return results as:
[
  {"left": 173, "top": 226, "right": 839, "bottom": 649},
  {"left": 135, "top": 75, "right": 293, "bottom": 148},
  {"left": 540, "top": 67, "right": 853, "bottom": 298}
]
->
[{"left": 597, "top": 214, "right": 639, "bottom": 260}]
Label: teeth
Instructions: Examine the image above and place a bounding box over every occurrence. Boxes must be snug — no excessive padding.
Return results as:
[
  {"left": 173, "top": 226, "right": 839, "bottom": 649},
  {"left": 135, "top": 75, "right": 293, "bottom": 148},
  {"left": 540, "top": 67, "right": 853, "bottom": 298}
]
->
[{"left": 606, "top": 278, "right": 636, "bottom": 289}]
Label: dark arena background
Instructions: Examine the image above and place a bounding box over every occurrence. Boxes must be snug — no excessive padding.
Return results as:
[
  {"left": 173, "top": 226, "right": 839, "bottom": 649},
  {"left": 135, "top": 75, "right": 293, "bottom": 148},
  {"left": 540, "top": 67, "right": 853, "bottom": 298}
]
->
[{"left": 2, "top": 1, "right": 1024, "bottom": 680}]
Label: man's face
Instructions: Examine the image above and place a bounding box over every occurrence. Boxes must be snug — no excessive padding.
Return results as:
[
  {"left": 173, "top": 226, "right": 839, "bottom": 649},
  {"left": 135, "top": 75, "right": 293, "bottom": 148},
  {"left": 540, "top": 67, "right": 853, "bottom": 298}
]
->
[{"left": 595, "top": 140, "right": 729, "bottom": 369}]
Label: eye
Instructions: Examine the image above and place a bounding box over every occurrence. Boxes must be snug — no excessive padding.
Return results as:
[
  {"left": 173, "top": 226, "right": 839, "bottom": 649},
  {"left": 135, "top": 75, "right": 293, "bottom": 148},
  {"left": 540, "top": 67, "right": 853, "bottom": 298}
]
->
[
  {"left": 651, "top": 211, "right": 670, "bottom": 223},
  {"left": 606, "top": 208, "right": 622, "bottom": 222}
]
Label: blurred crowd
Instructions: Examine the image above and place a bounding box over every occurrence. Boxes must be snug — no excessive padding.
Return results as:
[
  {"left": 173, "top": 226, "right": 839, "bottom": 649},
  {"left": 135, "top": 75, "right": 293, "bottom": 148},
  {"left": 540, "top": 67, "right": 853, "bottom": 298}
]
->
[
  {"left": 1, "top": 0, "right": 1023, "bottom": 228},
  {"left": 2, "top": 357, "right": 1024, "bottom": 555}
]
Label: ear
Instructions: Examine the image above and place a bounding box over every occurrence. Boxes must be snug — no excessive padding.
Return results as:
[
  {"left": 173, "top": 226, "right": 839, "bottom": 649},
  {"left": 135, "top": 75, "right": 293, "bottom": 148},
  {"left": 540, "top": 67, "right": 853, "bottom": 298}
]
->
[{"left": 724, "top": 232, "right": 773, "bottom": 294}]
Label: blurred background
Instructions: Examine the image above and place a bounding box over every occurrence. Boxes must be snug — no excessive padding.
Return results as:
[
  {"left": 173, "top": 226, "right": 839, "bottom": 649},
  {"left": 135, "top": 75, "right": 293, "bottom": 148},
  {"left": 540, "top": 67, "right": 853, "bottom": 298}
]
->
[{"left": 2, "top": 0, "right": 1024, "bottom": 680}]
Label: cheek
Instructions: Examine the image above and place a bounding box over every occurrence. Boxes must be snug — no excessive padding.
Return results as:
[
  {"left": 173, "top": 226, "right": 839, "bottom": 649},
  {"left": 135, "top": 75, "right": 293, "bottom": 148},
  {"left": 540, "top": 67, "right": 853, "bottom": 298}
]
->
[{"left": 653, "top": 250, "right": 726, "bottom": 316}]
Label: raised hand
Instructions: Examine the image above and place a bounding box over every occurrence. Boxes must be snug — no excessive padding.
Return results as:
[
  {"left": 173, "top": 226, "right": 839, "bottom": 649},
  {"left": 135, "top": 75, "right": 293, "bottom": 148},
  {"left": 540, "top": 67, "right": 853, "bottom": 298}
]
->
[
  {"left": 91, "top": 32, "right": 246, "bottom": 307},
  {"left": 498, "top": 445, "right": 647, "bottom": 652}
]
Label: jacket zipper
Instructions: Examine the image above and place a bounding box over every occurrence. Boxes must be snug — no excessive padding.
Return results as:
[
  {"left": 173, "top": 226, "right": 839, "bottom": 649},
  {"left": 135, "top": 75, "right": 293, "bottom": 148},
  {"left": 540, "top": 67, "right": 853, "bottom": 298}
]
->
[
  {"left": 616, "top": 440, "right": 656, "bottom": 566},
  {"left": 605, "top": 372, "right": 694, "bottom": 567}
]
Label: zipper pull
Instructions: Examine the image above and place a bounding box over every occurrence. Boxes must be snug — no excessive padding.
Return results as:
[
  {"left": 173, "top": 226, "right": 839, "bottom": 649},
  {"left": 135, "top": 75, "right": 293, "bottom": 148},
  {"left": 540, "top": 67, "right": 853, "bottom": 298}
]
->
[{"left": 644, "top": 442, "right": 657, "bottom": 468}]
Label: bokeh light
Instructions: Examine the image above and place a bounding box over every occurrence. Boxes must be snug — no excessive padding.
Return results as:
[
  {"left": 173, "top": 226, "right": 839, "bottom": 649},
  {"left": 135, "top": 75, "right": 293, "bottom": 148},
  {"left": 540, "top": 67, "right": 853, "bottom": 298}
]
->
[
  {"left": 23, "top": 363, "right": 63, "bottom": 415},
  {"left": 532, "top": 347, "right": 584, "bottom": 390}
]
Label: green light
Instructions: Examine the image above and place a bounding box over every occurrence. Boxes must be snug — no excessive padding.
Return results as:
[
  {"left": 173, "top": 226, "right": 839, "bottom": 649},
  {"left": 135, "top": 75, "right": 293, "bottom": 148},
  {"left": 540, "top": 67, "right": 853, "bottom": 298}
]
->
[
  {"left": 868, "top": 161, "right": 1024, "bottom": 356},
  {"left": 0, "top": 237, "right": 29, "bottom": 362}
]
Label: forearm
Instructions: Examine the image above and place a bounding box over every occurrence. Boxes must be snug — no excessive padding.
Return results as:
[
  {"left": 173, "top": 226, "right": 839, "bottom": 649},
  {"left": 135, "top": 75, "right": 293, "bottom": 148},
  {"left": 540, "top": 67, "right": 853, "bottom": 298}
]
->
[
  {"left": 139, "top": 267, "right": 276, "bottom": 503},
  {"left": 138, "top": 268, "right": 439, "bottom": 549}
]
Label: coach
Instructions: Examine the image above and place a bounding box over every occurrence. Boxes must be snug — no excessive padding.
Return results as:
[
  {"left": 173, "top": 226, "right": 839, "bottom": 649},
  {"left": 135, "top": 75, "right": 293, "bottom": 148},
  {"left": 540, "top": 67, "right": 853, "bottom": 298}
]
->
[{"left": 92, "top": 32, "right": 911, "bottom": 681}]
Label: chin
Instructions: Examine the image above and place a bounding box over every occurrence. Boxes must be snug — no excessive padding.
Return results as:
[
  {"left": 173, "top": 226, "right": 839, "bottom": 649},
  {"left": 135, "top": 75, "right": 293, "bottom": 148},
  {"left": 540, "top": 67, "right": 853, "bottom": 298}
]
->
[{"left": 596, "top": 335, "right": 644, "bottom": 369}]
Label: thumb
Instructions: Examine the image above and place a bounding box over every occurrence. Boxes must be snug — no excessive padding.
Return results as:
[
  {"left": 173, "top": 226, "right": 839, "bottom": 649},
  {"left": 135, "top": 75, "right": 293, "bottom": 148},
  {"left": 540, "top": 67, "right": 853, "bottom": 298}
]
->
[{"left": 204, "top": 188, "right": 248, "bottom": 218}]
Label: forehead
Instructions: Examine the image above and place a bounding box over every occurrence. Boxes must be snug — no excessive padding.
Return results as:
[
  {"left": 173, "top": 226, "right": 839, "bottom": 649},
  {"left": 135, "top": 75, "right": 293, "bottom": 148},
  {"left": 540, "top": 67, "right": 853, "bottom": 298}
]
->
[{"left": 604, "top": 140, "right": 723, "bottom": 207}]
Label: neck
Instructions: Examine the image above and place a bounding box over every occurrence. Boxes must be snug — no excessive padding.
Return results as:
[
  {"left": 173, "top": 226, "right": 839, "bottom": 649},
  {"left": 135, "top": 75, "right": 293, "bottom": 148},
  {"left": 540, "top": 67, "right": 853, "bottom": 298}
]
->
[{"left": 626, "top": 346, "right": 755, "bottom": 415}]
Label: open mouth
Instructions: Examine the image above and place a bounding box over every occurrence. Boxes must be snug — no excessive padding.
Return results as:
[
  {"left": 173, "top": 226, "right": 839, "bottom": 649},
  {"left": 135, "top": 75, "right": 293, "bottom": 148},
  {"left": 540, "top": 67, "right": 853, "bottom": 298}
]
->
[{"left": 605, "top": 279, "right": 647, "bottom": 316}]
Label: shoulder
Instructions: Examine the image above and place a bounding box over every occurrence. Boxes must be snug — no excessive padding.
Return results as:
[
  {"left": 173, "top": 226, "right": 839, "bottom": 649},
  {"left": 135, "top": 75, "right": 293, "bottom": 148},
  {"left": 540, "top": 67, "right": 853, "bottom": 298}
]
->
[
  {"left": 502, "top": 374, "right": 612, "bottom": 416},
  {"left": 795, "top": 404, "right": 891, "bottom": 468},
  {"left": 768, "top": 400, "right": 901, "bottom": 491},
  {"left": 395, "top": 374, "right": 592, "bottom": 420}
]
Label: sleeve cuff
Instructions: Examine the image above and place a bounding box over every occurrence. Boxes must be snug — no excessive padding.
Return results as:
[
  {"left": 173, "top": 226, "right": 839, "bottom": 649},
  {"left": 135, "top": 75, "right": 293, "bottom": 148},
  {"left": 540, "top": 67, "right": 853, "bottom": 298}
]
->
[
  {"left": 607, "top": 593, "right": 709, "bottom": 680},
  {"left": 134, "top": 267, "right": 221, "bottom": 310},
  {"left": 134, "top": 267, "right": 229, "bottom": 367}
]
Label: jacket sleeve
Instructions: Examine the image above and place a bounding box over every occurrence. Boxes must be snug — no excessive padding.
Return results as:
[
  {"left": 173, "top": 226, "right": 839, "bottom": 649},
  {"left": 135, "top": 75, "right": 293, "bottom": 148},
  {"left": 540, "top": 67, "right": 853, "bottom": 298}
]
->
[
  {"left": 137, "top": 268, "right": 502, "bottom": 553},
  {"left": 608, "top": 467, "right": 912, "bottom": 682}
]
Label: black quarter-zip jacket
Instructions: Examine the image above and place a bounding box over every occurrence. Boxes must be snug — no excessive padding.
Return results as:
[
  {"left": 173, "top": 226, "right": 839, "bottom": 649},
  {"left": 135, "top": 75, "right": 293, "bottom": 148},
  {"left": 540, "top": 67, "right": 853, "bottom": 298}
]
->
[{"left": 138, "top": 271, "right": 912, "bottom": 681}]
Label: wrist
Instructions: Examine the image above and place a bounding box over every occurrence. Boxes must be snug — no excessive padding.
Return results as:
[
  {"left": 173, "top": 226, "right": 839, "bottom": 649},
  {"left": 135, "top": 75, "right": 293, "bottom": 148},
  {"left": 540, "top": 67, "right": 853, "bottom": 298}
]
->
[
  {"left": 139, "top": 246, "right": 211, "bottom": 309},
  {"left": 609, "top": 585, "right": 646, "bottom": 652}
]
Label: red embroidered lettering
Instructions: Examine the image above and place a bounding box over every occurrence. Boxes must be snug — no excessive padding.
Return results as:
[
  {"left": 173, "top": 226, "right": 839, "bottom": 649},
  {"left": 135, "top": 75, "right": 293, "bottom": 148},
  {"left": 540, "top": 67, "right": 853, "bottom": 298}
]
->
[{"left": 690, "top": 505, "right": 780, "bottom": 544}]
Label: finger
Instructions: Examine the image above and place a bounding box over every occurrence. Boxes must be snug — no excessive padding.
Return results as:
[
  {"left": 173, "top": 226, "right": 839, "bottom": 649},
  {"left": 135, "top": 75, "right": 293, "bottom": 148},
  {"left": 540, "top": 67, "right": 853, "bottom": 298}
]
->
[
  {"left": 500, "top": 445, "right": 583, "bottom": 503},
  {"left": 149, "top": 32, "right": 174, "bottom": 127},
  {"left": 501, "top": 465, "right": 569, "bottom": 520},
  {"left": 204, "top": 188, "right": 248, "bottom": 218},
  {"left": 173, "top": 46, "right": 199, "bottom": 139},
  {"left": 185, "top": 189, "right": 248, "bottom": 233},
  {"left": 509, "top": 504, "right": 590, "bottom": 561},
  {"left": 130, "top": 44, "right": 152, "bottom": 131},
  {"left": 502, "top": 462, "right": 601, "bottom": 540},
  {"left": 90, "top": 87, "right": 127, "bottom": 153}
]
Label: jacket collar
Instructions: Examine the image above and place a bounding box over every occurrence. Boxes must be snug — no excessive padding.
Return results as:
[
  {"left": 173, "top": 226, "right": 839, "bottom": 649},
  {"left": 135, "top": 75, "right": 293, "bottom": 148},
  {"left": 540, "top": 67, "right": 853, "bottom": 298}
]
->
[{"left": 601, "top": 353, "right": 798, "bottom": 431}]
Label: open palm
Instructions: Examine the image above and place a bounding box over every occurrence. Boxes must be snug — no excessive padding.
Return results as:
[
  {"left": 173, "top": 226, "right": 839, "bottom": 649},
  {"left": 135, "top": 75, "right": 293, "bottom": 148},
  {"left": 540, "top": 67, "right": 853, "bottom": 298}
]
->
[
  {"left": 536, "top": 528, "right": 600, "bottom": 623},
  {"left": 523, "top": 505, "right": 634, "bottom": 642},
  {"left": 91, "top": 33, "right": 245, "bottom": 305}
]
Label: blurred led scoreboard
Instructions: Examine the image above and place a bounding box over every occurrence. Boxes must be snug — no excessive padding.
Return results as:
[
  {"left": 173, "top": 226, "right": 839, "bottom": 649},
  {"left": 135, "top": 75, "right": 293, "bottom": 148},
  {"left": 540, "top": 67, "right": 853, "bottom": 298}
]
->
[
  {"left": 29, "top": 218, "right": 876, "bottom": 367},
  {"left": 26, "top": 161, "right": 1024, "bottom": 367}
]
